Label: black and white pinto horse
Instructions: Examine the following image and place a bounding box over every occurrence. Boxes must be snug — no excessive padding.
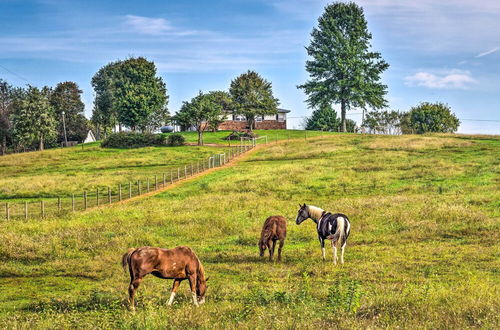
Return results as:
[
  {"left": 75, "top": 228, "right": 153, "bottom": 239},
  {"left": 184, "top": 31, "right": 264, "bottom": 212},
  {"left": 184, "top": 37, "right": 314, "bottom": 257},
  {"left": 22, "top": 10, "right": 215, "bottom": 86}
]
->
[{"left": 295, "top": 204, "right": 351, "bottom": 265}]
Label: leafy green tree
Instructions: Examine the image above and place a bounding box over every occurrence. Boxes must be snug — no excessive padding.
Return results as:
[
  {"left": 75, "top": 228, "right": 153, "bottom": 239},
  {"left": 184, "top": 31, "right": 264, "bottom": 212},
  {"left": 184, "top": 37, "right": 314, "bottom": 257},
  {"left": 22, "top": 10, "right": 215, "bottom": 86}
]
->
[
  {"left": 50, "top": 81, "right": 88, "bottom": 143},
  {"left": 407, "top": 102, "right": 460, "bottom": 134},
  {"left": 11, "top": 86, "right": 56, "bottom": 151},
  {"left": 0, "top": 79, "right": 17, "bottom": 154},
  {"left": 305, "top": 104, "right": 340, "bottom": 131},
  {"left": 91, "top": 61, "right": 120, "bottom": 138},
  {"left": 363, "top": 110, "right": 403, "bottom": 134},
  {"left": 175, "top": 91, "right": 224, "bottom": 145},
  {"left": 206, "top": 91, "right": 232, "bottom": 132},
  {"left": 91, "top": 57, "right": 169, "bottom": 134},
  {"left": 229, "top": 70, "right": 279, "bottom": 131},
  {"left": 298, "top": 2, "right": 389, "bottom": 132},
  {"left": 113, "top": 57, "right": 168, "bottom": 131}
]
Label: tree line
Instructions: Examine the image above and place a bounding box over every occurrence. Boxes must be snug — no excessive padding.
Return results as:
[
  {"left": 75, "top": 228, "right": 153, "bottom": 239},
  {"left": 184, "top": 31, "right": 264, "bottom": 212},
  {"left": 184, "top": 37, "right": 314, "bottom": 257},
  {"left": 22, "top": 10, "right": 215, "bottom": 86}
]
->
[{"left": 0, "top": 80, "right": 89, "bottom": 154}]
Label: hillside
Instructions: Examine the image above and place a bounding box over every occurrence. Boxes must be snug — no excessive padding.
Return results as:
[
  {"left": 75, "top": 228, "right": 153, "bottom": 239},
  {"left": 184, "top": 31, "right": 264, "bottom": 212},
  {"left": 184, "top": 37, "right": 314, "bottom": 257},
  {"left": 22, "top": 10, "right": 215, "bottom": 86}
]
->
[{"left": 0, "top": 133, "right": 498, "bottom": 328}]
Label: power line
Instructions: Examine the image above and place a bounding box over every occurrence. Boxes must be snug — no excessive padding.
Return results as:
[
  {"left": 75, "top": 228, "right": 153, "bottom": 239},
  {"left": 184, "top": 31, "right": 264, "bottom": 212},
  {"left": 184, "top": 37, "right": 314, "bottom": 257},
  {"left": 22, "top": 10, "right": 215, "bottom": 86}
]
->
[
  {"left": 0, "top": 64, "right": 33, "bottom": 85},
  {"left": 460, "top": 118, "right": 500, "bottom": 122}
]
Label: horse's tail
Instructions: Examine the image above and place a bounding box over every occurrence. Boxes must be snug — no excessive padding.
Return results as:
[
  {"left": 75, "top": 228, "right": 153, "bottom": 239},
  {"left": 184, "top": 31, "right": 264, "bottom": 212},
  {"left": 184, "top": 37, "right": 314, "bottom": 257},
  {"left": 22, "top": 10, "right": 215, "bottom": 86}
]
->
[
  {"left": 121, "top": 248, "right": 136, "bottom": 273},
  {"left": 333, "top": 216, "right": 346, "bottom": 247}
]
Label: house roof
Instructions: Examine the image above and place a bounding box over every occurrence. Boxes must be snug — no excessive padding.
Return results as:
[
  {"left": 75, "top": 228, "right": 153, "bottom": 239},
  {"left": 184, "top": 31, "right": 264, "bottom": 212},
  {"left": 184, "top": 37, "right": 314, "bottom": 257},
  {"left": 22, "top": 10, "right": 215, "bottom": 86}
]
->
[{"left": 278, "top": 108, "right": 291, "bottom": 113}]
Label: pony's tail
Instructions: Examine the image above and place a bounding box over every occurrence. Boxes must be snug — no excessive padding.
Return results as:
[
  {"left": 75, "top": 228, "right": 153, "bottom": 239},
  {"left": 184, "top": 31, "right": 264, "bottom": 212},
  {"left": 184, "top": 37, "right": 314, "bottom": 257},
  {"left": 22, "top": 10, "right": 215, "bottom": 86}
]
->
[
  {"left": 333, "top": 217, "right": 346, "bottom": 247},
  {"left": 121, "top": 248, "right": 136, "bottom": 273}
]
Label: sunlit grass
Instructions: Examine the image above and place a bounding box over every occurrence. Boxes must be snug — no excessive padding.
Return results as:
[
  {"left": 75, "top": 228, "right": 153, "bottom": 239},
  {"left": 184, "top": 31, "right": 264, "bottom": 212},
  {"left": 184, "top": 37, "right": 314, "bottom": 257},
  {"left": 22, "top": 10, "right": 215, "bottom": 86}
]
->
[{"left": 0, "top": 133, "right": 498, "bottom": 328}]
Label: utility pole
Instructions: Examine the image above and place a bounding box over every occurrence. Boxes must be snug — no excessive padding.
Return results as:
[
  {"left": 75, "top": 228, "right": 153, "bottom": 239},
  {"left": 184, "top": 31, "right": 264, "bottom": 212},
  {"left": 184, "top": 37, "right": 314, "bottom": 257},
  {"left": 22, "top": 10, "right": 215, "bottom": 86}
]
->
[{"left": 62, "top": 111, "right": 68, "bottom": 146}]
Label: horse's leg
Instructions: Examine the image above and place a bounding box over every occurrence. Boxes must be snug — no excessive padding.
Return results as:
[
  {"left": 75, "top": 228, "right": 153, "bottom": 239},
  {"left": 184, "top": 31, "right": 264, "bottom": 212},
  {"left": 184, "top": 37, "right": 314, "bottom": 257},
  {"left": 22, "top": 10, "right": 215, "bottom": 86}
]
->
[
  {"left": 188, "top": 274, "right": 199, "bottom": 307},
  {"left": 168, "top": 279, "right": 181, "bottom": 306},
  {"left": 270, "top": 240, "right": 277, "bottom": 261},
  {"left": 128, "top": 277, "right": 143, "bottom": 310},
  {"left": 266, "top": 240, "right": 273, "bottom": 261},
  {"left": 277, "top": 239, "right": 284, "bottom": 261},
  {"left": 341, "top": 241, "right": 346, "bottom": 265},
  {"left": 319, "top": 237, "right": 326, "bottom": 261},
  {"left": 332, "top": 240, "right": 337, "bottom": 265}
]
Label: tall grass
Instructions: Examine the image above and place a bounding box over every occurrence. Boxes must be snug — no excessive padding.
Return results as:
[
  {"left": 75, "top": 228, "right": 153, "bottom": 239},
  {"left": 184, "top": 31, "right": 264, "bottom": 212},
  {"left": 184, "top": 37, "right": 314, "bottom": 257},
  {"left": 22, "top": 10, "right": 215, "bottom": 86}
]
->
[{"left": 0, "top": 133, "right": 498, "bottom": 328}]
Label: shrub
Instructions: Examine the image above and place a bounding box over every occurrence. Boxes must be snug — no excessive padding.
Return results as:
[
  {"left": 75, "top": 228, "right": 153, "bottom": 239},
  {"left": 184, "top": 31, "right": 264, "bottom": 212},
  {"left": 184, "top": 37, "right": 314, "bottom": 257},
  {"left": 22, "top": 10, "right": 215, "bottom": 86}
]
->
[
  {"left": 166, "top": 133, "right": 185, "bottom": 146},
  {"left": 407, "top": 102, "right": 460, "bottom": 133},
  {"left": 101, "top": 132, "right": 166, "bottom": 148},
  {"left": 224, "top": 130, "right": 258, "bottom": 141}
]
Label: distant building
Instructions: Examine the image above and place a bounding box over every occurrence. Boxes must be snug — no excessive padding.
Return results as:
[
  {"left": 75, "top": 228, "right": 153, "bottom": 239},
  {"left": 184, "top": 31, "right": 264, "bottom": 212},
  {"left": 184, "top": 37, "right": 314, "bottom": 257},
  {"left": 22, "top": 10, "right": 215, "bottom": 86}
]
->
[
  {"left": 84, "top": 130, "right": 96, "bottom": 143},
  {"left": 218, "top": 108, "right": 290, "bottom": 130}
]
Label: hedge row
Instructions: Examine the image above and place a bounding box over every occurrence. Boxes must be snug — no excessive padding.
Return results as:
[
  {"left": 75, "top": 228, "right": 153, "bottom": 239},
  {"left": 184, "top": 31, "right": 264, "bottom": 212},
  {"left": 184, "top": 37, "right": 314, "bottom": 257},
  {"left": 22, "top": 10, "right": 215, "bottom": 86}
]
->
[{"left": 101, "top": 132, "right": 185, "bottom": 148}]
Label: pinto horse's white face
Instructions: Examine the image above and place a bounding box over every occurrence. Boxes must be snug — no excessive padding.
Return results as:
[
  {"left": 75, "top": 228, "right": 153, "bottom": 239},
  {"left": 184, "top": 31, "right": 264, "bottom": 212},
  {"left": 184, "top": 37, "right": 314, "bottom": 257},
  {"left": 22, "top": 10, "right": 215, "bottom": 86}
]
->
[{"left": 296, "top": 204, "right": 309, "bottom": 224}]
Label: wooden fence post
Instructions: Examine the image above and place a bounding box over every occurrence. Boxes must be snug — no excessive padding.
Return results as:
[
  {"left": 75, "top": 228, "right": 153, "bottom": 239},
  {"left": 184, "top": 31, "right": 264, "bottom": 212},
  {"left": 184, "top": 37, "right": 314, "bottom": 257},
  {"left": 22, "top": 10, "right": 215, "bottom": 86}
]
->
[
  {"left": 129, "top": 182, "right": 132, "bottom": 198},
  {"left": 119, "top": 184, "right": 122, "bottom": 201},
  {"left": 138, "top": 181, "right": 141, "bottom": 195},
  {"left": 178, "top": 167, "right": 180, "bottom": 179},
  {"left": 155, "top": 175, "right": 158, "bottom": 190},
  {"left": 84, "top": 191, "right": 87, "bottom": 210},
  {"left": 191, "top": 164, "right": 194, "bottom": 176},
  {"left": 171, "top": 171, "right": 174, "bottom": 184},
  {"left": 96, "top": 188, "right": 100, "bottom": 206},
  {"left": 184, "top": 165, "right": 187, "bottom": 178},
  {"left": 41, "top": 200, "right": 44, "bottom": 218},
  {"left": 25, "top": 201, "right": 28, "bottom": 219},
  {"left": 108, "top": 187, "right": 111, "bottom": 204},
  {"left": 58, "top": 197, "right": 61, "bottom": 210},
  {"left": 163, "top": 173, "right": 166, "bottom": 187},
  {"left": 72, "top": 194, "right": 75, "bottom": 211},
  {"left": 5, "top": 203, "right": 9, "bottom": 220},
  {"left": 198, "top": 161, "right": 200, "bottom": 173},
  {"left": 147, "top": 178, "right": 150, "bottom": 192}
]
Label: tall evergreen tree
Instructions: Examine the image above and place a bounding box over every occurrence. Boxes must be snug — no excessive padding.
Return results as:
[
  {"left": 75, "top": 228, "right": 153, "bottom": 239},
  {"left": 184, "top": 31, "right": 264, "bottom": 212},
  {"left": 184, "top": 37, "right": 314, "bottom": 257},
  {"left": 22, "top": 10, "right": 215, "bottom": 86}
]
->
[
  {"left": 298, "top": 2, "right": 389, "bottom": 132},
  {"left": 11, "top": 86, "right": 56, "bottom": 151},
  {"left": 50, "top": 81, "right": 88, "bottom": 143},
  {"left": 229, "top": 70, "right": 279, "bottom": 131}
]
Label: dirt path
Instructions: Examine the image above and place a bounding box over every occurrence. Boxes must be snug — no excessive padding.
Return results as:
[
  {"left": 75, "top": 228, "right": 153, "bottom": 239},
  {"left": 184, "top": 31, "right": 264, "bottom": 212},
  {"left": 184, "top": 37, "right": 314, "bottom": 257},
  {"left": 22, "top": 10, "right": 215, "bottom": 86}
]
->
[{"left": 111, "top": 142, "right": 271, "bottom": 206}]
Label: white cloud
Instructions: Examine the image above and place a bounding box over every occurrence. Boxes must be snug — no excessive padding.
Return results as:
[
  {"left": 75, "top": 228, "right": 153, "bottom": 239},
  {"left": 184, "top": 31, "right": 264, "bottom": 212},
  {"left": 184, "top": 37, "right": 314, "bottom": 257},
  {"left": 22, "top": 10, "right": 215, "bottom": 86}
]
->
[
  {"left": 124, "top": 15, "right": 172, "bottom": 35},
  {"left": 405, "top": 70, "right": 477, "bottom": 89},
  {"left": 476, "top": 46, "right": 500, "bottom": 57}
]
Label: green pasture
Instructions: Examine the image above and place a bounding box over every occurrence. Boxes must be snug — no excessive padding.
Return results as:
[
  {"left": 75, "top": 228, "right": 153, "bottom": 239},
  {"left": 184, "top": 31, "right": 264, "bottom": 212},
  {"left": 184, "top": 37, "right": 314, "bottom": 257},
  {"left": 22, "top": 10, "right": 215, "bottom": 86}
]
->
[{"left": 0, "top": 133, "right": 498, "bottom": 328}]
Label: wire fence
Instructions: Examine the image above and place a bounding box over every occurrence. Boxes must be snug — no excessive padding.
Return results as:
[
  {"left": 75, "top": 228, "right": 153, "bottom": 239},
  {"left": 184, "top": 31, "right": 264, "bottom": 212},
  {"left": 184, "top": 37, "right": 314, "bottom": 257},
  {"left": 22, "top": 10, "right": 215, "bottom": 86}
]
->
[{"left": 2, "top": 140, "right": 259, "bottom": 221}]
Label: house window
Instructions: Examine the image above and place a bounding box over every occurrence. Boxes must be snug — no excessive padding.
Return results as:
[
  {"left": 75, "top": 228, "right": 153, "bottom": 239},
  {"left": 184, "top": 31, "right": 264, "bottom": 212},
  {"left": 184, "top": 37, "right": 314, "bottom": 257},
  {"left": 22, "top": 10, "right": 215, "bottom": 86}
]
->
[
  {"left": 234, "top": 115, "right": 246, "bottom": 121},
  {"left": 278, "top": 113, "right": 286, "bottom": 122},
  {"left": 256, "top": 116, "right": 263, "bottom": 122}
]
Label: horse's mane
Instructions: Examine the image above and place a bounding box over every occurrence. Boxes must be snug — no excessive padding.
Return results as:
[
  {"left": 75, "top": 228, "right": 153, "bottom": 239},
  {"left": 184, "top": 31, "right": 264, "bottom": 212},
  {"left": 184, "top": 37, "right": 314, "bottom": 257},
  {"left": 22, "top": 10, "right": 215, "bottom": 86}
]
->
[
  {"left": 307, "top": 205, "right": 325, "bottom": 221},
  {"left": 196, "top": 255, "right": 206, "bottom": 283}
]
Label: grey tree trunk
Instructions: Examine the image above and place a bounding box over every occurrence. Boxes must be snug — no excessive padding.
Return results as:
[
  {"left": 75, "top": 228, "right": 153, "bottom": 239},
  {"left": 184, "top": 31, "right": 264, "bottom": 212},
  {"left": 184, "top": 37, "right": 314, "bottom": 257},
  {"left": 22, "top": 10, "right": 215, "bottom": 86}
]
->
[
  {"left": 341, "top": 100, "right": 347, "bottom": 132},
  {"left": 39, "top": 135, "right": 44, "bottom": 151},
  {"left": 197, "top": 128, "right": 203, "bottom": 146},
  {"left": 1, "top": 136, "right": 6, "bottom": 155}
]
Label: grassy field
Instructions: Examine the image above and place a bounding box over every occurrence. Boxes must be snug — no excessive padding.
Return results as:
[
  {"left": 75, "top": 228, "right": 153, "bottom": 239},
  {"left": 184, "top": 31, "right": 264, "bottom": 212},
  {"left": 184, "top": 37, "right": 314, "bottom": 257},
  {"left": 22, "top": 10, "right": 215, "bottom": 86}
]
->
[
  {"left": 0, "top": 133, "right": 498, "bottom": 328},
  {"left": 0, "top": 130, "right": 327, "bottom": 203}
]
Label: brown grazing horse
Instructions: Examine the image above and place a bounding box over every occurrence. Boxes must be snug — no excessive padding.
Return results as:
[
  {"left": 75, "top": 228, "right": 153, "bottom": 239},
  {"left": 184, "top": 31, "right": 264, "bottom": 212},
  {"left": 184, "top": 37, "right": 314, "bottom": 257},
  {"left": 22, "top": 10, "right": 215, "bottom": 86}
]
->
[
  {"left": 259, "top": 215, "right": 287, "bottom": 261},
  {"left": 122, "top": 246, "right": 208, "bottom": 308}
]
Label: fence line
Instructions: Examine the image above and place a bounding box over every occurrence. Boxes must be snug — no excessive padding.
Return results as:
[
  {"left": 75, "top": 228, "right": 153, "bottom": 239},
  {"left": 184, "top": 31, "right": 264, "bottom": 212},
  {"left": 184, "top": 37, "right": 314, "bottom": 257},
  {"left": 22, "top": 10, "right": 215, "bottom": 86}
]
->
[{"left": 2, "top": 143, "right": 258, "bottom": 221}]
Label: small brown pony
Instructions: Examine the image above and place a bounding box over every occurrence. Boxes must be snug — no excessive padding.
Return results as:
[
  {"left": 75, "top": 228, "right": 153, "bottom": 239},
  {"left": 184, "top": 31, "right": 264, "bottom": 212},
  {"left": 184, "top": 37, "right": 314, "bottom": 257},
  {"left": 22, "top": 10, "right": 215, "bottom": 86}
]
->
[
  {"left": 122, "top": 246, "right": 208, "bottom": 308},
  {"left": 259, "top": 215, "right": 287, "bottom": 261}
]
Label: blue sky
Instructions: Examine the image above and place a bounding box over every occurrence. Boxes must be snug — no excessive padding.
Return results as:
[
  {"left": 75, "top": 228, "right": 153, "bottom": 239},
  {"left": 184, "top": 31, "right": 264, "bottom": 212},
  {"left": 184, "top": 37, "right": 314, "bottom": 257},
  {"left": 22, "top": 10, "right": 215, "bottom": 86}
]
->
[{"left": 0, "top": 0, "right": 499, "bottom": 133}]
